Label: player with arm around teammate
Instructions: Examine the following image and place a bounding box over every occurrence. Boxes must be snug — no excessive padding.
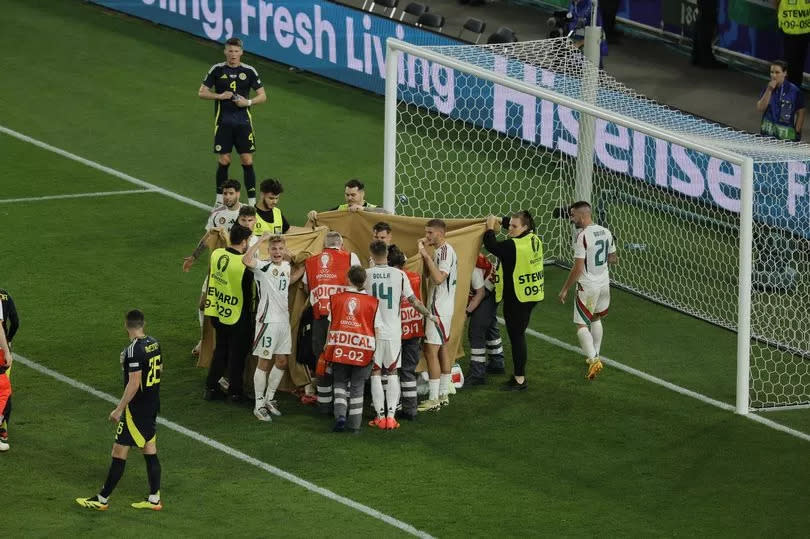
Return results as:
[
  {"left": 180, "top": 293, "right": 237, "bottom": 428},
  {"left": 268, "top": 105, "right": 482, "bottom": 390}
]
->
[
  {"left": 558, "top": 201, "right": 618, "bottom": 380},
  {"left": 242, "top": 234, "right": 304, "bottom": 421},
  {"left": 76, "top": 310, "right": 163, "bottom": 511}
]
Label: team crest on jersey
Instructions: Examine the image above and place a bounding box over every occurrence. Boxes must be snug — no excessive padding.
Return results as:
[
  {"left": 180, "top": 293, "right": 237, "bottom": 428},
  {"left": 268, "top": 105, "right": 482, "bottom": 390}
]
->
[
  {"left": 239, "top": 72, "right": 247, "bottom": 80},
  {"left": 320, "top": 253, "right": 330, "bottom": 269},
  {"left": 215, "top": 145, "right": 222, "bottom": 151},
  {"left": 272, "top": 268, "right": 279, "bottom": 276},
  {"left": 218, "top": 217, "right": 226, "bottom": 224},
  {"left": 347, "top": 298, "right": 358, "bottom": 316}
]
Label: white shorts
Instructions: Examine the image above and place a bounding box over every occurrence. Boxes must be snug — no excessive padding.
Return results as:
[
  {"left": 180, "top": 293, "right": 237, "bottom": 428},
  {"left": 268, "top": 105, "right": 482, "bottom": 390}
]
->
[
  {"left": 373, "top": 338, "right": 402, "bottom": 370},
  {"left": 253, "top": 321, "right": 292, "bottom": 358},
  {"left": 573, "top": 282, "right": 610, "bottom": 325},
  {"left": 425, "top": 306, "right": 453, "bottom": 345}
]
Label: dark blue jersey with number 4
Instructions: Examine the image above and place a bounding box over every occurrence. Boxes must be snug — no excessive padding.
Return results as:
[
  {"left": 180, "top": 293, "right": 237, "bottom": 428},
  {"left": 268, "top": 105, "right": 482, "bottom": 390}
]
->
[{"left": 203, "top": 63, "right": 263, "bottom": 126}]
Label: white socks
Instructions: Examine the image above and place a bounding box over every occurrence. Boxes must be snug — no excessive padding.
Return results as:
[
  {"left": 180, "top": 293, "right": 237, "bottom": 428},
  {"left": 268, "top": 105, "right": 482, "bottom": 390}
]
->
[
  {"left": 265, "top": 366, "right": 284, "bottom": 402},
  {"left": 428, "top": 379, "right": 440, "bottom": 401},
  {"left": 371, "top": 375, "right": 385, "bottom": 417},
  {"left": 439, "top": 373, "right": 451, "bottom": 397},
  {"left": 253, "top": 368, "right": 267, "bottom": 409},
  {"left": 385, "top": 375, "right": 400, "bottom": 418},
  {"left": 590, "top": 320, "right": 603, "bottom": 356},
  {"left": 577, "top": 326, "right": 596, "bottom": 360}
]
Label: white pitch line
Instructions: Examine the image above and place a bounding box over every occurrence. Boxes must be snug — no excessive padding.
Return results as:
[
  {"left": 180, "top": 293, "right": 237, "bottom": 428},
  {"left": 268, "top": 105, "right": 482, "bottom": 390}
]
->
[
  {"left": 14, "top": 354, "right": 434, "bottom": 539},
  {"left": 4, "top": 125, "right": 808, "bottom": 445},
  {"left": 497, "top": 317, "right": 810, "bottom": 443},
  {"left": 0, "top": 125, "right": 213, "bottom": 212},
  {"left": 0, "top": 189, "right": 153, "bottom": 204}
]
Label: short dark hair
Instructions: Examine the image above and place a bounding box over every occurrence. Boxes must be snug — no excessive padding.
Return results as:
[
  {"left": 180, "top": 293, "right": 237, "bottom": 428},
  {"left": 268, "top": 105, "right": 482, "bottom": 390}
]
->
[
  {"left": 569, "top": 201, "right": 591, "bottom": 211},
  {"left": 238, "top": 205, "right": 256, "bottom": 217},
  {"left": 772, "top": 60, "right": 789, "bottom": 73},
  {"left": 347, "top": 265, "right": 366, "bottom": 288},
  {"left": 125, "top": 309, "right": 145, "bottom": 329},
  {"left": 373, "top": 222, "right": 392, "bottom": 234},
  {"left": 260, "top": 178, "right": 283, "bottom": 195},
  {"left": 425, "top": 218, "right": 447, "bottom": 231},
  {"left": 369, "top": 240, "right": 388, "bottom": 258},
  {"left": 512, "top": 209, "right": 536, "bottom": 231},
  {"left": 345, "top": 179, "right": 365, "bottom": 190},
  {"left": 225, "top": 37, "right": 243, "bottom": 48},
  {"left": 387, "top": 246, "right": 407, "bottom": 268},
  {"left": 230, "top": 224, "right": 253, "bottom": 246},
  {"left": 222, "top": 179, "right": 241, "bottom": 192}
]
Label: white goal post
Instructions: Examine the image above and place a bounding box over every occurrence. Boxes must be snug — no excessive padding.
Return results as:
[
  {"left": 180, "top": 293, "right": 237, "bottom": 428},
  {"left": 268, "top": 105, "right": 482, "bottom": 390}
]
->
[{"left": 383, "top": 37, "right": 810, "bottom": 414}]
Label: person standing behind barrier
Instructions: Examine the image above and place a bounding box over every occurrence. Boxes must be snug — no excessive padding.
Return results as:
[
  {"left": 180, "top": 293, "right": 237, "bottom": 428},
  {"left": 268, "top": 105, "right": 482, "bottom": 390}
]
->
[
  {"left": 484, "top": 211, "right": 544, "bottom": 391},
  {"left": 465, "top": 254, "right": 505, "bottom": 386},
  {"left": 387, "top": 246, "right": 424, "bottom": 420},
  {"left": 303, "top": 231, "right": 361, "bottom": 413},
  {"left": 203, "top": 225, "right": 255, "bottom": 402},
  {"left": 775, "top": 0, "right": 810, "bottom": 89},
  {"left": 757, "top": 60, "right": 806, "bottom": 141}
]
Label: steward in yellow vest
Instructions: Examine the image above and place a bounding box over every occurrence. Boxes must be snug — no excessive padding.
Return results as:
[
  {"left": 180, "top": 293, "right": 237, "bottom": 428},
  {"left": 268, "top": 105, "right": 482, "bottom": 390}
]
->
[
  {"left": 203, "top": 224, "right": 255, "bottom": 401},
  {"left": 484, "top": 210, "right": 544, "bottom": 390},
  {"left": 254, "top": 178, "right": 289, "bottom": 236}
]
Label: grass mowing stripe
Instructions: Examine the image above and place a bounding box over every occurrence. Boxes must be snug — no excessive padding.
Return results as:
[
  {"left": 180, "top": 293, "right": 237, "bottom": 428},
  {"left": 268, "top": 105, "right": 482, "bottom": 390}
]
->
[
  {"left": 14, "top": 354, "right": 435, "bottom": 539},
  {"left": 497, "top": 317, "right": 810, "bottom": 443},
  {"left": 0, "top": 189, "right": 153, "bottom": 204},
  {"left": 0, "top": 125, "right": 212, "bottom": 212},
  {"left": 6, "top": 122, "right": 808, "bottom": 443}
]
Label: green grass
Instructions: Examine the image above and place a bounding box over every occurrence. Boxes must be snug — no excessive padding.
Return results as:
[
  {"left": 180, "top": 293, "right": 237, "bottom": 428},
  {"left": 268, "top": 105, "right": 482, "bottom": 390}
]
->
[{"left": 3, "top": 1, "right": 810, "bottom": 536}]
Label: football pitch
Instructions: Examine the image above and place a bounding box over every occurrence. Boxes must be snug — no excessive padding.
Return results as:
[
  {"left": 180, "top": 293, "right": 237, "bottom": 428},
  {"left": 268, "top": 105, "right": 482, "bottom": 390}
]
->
[{"left": 3, "top": 1, "right": 810, "bottom": 536}]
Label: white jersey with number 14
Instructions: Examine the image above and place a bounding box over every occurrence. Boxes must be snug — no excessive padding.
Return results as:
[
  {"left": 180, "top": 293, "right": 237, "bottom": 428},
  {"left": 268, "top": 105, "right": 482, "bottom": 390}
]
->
[{"left": 574, "top": 224, "right": 616, "bottom": 288}]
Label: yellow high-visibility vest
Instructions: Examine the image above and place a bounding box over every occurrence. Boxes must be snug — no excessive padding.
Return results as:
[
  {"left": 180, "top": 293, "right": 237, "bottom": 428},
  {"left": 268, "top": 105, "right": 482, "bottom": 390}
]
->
[{"left": 204, "top": 248, "right": 247, "bottom": 325}]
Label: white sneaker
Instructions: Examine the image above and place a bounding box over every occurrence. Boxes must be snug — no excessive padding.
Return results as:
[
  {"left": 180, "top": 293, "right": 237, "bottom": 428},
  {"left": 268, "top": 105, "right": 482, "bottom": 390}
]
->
[
  {"left": 264, "top": 400, "right": 282, "bottom": 417},
  {"left": 0, "top": 440, "right": 9, "bottom": 451},
  {"left": 253, "top": 407, "right": 272, "bottom": 422}
]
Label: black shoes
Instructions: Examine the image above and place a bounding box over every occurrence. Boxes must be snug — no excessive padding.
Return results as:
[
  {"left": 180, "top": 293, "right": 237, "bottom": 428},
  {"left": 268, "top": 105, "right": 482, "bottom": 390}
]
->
[{"left": 501, "top": 377, "right": 527, "bottom": 391}]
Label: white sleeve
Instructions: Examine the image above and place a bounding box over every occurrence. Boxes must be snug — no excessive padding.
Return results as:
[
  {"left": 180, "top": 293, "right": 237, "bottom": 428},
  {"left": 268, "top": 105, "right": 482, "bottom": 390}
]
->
[
  {"left": 350, "top": 252, "right": 361, "bottom": 267},
  {"left": 573, "top": 232, "right": 586, "bottom": 259},
  {"left": 436, "top": 247, "right": 452, "bottom": 276},
  {"left": 0, "top": 300, "right": 4, "bottom": 321},
  {"left": 250, "top": 262, "right": 272, "bottom": 274},
  {"left": 470, "top": 268, "right": 485, "bottom": 290},
  {"left": 204, "top": 211, "right": 216, "bottom": 231},
  {"left": 401, "top": 270, "right": 414, "bottom": 299},
  {"left": 608, "top": 232, "right": 617, "bottom": 254}
]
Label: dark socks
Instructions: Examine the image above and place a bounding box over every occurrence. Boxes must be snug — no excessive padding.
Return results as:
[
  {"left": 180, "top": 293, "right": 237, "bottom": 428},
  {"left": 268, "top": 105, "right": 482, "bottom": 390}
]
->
[
  {"left": 242, "top": 164, "right": 255, "bottom": 201},
  {"left": 144, "top": 454, "right": 161, "bottom": 496},
  {"left": 99, "top": 457, "right": 126, "bottom": 498},
  {"left": 216, "top": 163, "right": 229, "bottom": 194}
]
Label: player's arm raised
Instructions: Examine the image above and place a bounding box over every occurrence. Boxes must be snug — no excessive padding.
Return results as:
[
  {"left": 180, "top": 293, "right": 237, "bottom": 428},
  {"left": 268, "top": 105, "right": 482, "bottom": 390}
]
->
[
  {"left": 418, "top": 239, "right": 448, "bottom": 285},
  {"left": 243, "top": 232, "right": 271, "bottom": 268},
  {"left": 110, "top": 370, "right": 141, "bottom": 423}
]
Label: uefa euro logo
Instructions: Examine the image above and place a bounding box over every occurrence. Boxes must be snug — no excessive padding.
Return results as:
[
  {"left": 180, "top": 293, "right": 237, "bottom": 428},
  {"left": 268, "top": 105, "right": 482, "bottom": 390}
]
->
[
  {"left": 320, "top": 253, "right": 330, "bottom": 269},
  {"left": 347, "top": 297, "right": 358, "bottom": 316},
  {"left": 216, "top": 254, "right": 230, "bottom": 272}
]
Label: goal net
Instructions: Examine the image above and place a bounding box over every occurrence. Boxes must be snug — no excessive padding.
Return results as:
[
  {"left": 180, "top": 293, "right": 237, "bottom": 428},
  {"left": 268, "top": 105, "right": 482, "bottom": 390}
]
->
[{"left": 384, "top": 37, "right": 810, "bottom": 411}]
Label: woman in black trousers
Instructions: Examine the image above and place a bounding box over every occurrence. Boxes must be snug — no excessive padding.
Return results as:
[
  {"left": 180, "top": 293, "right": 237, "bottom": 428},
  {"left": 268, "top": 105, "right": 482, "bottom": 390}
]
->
[{"left": 483, "top": 211, "right": 543, "bottom": 391}]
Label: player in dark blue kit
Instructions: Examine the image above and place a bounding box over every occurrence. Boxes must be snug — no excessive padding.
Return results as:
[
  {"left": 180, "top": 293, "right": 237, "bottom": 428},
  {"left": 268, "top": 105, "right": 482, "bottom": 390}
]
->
[
  {"left": 76, "top": 310, "right": 163, "bottom": 511},
  {"left": 198, "top": 37, "right": 267, "bottom": 206}
]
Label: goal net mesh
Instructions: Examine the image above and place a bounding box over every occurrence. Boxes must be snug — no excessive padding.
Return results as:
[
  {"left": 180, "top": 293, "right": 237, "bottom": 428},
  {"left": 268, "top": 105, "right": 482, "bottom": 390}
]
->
[{"left": 391, "top": 38, "right": 810, "bottom": 409}]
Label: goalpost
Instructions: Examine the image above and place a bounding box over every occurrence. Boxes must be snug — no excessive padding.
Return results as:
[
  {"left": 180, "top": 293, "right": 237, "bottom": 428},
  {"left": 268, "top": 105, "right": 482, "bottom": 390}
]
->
[{"left": 383, "top": 37, "right": 810, "bottom": 414}]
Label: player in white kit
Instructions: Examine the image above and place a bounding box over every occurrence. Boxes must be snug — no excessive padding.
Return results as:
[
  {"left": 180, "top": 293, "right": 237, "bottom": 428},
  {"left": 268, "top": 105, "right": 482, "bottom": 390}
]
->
[
  {"left": 418, "top": 219, "right": 458, "bottom": 412},
  {"left": 242, "top": 234, "right": 304, "bottom": 420},
  {"left": 365, "top": 241, "right": 434, "bottom": 429},
  {"left": 558, "top": 201, "right": 618, "bottom": 380}
]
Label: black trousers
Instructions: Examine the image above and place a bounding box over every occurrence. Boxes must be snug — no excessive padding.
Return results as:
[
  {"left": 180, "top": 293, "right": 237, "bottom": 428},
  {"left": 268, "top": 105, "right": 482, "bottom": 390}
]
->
[
  {"left": 502, "top": 295, "right": 537, "bottom": 377},
  {"left": 783, "top": 31, "right": 810, "bottom": 89},
  {"left": 691, "top": 0, "right": 718, "bottom": 65},
  {"left": 206, "top": 319, "right": 252, "bottom": 395},
  {"left": 600, "top": 0, "right": 619, "bottom": 38}
]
